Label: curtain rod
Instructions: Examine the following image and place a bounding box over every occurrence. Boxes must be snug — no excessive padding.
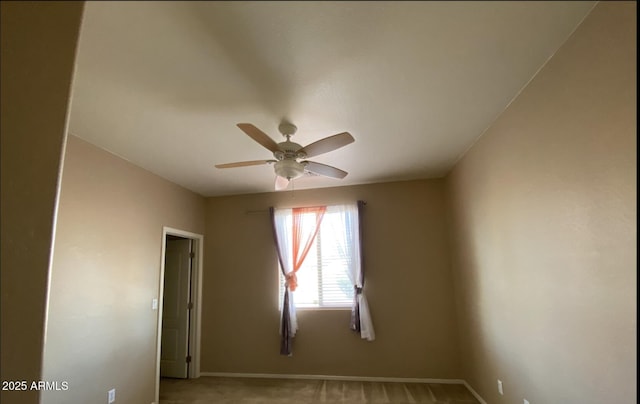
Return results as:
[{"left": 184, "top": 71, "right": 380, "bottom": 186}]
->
[{"left": 244, "top": 200, "right": 367, "bottom": 215}]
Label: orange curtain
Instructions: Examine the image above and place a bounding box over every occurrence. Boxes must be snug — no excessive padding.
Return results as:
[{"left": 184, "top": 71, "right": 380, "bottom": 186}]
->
[{"left": 285, "top": 206, "right": 326, "bottom": 291}]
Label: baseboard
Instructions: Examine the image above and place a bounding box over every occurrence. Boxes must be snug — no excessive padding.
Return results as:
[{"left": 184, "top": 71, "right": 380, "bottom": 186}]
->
[
  {"left": 200, "top": 371, "right": 465, "bottom": 385},
  {"left": 462, "top": 380, "right": 488, "bottom": 404}
]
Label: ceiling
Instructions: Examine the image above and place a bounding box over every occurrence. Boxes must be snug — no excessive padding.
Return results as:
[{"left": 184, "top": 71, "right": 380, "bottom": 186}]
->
[{"left": 69, "top": 1, "right": 595, "bottom": 197}]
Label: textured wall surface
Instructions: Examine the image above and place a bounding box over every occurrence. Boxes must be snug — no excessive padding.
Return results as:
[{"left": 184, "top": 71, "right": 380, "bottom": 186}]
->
[
  {"left": 0, "top": 3, "right": 84, "bottom": 404},
  {"left": 202, "top": 180, "right": 461, "bottom": 379},
  {"left": 446, "top": 2, "right": 636, "bottom": 403},
  {"left": 42, "top": 136, "right": 205, "bottom": 403}
]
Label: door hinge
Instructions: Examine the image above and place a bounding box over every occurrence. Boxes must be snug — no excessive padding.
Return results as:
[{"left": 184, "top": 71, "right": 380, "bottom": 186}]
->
[
  {"left": 187, "top": 302, "right": 194, "bottom": 310},
  {"left": 186, "top": 355, "right": 192, "bottom": 363},
  {"left": 189, "top": 252, "right": 195, "bottom": 258}
]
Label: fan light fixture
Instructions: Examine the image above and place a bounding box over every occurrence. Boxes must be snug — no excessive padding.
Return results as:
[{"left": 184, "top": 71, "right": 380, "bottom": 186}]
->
[{"left": 274, "top": 159, "right": 305, "bottom": 180}]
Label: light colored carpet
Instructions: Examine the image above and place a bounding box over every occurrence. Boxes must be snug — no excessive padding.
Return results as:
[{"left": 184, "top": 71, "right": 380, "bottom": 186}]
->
[{"left": 159, "top": 376, "right": 481, "bottom": 404}]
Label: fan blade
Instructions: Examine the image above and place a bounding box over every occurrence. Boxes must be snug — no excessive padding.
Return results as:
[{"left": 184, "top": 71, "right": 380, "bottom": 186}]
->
[
  {"left": 275, "top": 175, "right": 289, "bottom": 191},
  {"left": 237, "top": 123, "right": 280, "bottom": 152},
  {"left": 303, "top": 161, "right": 348, "bottom": 179},
  {"left": 299, "top": 132, "right": 354, "bottom": 158},
  {"left": 215, "top": 160, "right": 274, "bottom": 169}
]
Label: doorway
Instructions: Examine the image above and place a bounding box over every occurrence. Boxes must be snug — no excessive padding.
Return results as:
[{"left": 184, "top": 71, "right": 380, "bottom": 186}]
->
[{"left": 155, "top": 227, "right": 203, "bottom": 403}]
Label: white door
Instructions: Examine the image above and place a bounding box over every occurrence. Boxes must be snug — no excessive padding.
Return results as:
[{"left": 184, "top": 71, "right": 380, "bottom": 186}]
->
[{"left": 160, "top": 238, "right": 192, "bottom": 378}]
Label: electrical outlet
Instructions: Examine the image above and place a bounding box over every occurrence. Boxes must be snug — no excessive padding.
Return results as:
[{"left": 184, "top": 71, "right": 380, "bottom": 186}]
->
[
  {"left": 524, "top": 400, "right": 530, "bottom": 404},
  {"left": 497, "top": 380, "right": 504, "bottom": 395},
  {"left": 108, "top": 388, "right": 115, "bottom": 403}
]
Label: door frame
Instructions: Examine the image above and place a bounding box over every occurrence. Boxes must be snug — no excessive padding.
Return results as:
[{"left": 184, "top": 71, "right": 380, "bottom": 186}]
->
[{"left": 155, "top": 226, "right": 204, "bottom": 403}]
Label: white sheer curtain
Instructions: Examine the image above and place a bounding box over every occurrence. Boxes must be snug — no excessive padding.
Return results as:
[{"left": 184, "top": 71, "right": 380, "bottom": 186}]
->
[
  {"left": 325, "top": 203, "right": 375, "bottom": 341},
  {"left": 271, "top": 206, "right": 326, "bottom": 355},
  {"left": 272, "top": 208, "right": 298, "bottom": 337}
]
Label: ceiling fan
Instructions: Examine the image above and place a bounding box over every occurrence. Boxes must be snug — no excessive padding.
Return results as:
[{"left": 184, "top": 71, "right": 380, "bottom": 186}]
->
[{"left": 215, "top": 123, "right": 354, "bottom": 191}]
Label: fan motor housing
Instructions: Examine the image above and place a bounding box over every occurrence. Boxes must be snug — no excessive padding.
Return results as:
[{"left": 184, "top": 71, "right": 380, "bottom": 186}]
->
[{"left": 274, "top": 140, "right": 305, "bottom": 160}]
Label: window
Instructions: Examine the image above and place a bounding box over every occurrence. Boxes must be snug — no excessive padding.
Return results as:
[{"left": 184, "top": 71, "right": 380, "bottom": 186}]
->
[
  {"left": 278, "top": 204, "right": 359, "bottom": 309},
  {"left": 271, "top": 201, "right": 374, "bottom": 354}
]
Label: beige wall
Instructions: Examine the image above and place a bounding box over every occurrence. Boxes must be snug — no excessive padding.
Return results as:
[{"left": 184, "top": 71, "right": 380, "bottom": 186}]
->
[
  {"left": 41, "top": 136, "right": 206, "bottom": 403},
  {"left": 202, "top": 179, "right": 460, "bottom": 378},
  {"left": 446, "top": 2, "right": 636, "bottom": 404},
  {"left": 0, "top": 3, "right": 84, "bottom": 404}
]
